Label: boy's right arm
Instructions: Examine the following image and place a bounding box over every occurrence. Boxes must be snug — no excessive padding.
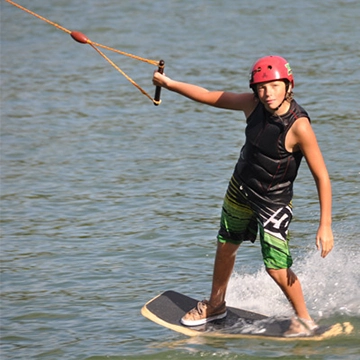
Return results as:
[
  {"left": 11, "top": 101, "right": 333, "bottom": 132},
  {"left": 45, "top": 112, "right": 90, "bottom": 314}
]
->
[{"left": 153, "top": 72, "right": 257, "bottom": 114}]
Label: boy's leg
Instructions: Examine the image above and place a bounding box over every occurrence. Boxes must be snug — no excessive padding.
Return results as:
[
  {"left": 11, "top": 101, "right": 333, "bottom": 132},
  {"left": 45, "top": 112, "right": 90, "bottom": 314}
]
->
[
  {"left": 267, "top": 267, "right": 319, "bottom": 337},
  {"left": 266, "top": 267, "right": 311, "bottom": 320},
  {"left": 209, "top": 241, "right": 240, "bottom": 307},
  {"left": 181, "top": 176, "right": 255, "bottom": 326},
  {"left": 180, "top": 241, "right": 239, "bottom": 326},
  {"left": 257, "top": 203, "right": 317, "bottom": 334}
]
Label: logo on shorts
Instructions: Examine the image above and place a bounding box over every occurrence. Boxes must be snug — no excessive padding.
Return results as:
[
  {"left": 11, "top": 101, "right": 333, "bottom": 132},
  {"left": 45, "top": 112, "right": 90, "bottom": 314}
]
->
[{"left": 263, "top": 206, "right": 292, "bottom": 241}]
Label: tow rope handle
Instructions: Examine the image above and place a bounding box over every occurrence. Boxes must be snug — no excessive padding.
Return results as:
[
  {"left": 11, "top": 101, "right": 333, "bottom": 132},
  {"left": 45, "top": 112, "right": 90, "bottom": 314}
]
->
[{"left": 153, "top": 60, "right": 165, "bottom": 106}]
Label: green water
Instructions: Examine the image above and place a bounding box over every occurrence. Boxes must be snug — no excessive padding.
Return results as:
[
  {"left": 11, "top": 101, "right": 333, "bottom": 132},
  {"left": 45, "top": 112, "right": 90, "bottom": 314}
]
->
[{"left": 1, "top": 0, "right": 359, "bottom": 359}]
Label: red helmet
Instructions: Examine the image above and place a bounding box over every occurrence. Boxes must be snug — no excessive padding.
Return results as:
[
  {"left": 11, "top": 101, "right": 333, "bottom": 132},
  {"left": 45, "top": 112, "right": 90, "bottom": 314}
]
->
[{"left": 249, "top": 55, "right": 294, "bottom": 88}]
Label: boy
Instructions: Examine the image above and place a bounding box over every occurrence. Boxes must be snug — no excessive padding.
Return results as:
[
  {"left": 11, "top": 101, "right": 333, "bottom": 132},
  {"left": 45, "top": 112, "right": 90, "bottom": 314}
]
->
[{"left": 152, "top": 55, "right": 334, "bottom": 337}]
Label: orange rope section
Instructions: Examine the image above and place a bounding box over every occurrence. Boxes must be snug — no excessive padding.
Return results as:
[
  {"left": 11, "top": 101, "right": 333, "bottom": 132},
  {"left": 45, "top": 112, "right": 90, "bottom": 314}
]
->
[
  {"left": 5, "top": 0, "right": 72, "bottom": 35},
  {"left": 5, "top": 0, "right": 161, "bottom": 104},
  {"left": 89, "top": 44, "right": 155, "bottom": 102}
]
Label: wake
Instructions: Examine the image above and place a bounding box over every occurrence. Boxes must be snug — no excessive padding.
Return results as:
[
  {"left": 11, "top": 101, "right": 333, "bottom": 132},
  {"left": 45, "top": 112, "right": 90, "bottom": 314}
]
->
[{"left": 226, "top": 246, "right": 360, "bottom": 320}]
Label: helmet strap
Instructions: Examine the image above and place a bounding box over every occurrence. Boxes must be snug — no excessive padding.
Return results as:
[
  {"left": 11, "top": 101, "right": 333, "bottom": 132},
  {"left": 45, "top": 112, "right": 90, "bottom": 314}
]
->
[
  {"left": 273, "top": 97, "right": 287, "bottom": 112},
  {"left": 274, "top": 81, "right": 292, "bottom": 112}
]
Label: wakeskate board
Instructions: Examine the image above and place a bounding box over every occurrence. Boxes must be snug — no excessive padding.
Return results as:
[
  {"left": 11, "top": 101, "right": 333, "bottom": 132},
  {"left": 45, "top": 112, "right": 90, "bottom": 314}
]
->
[{"left": 141, "top": 290, "right": 353, "bottom": 340}]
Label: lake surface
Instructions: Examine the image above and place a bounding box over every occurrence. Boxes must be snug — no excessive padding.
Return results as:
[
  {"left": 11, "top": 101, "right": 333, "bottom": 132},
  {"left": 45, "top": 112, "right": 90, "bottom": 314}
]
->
[{"left": 1, "top": 0, "right": 359, "bottom": 359}]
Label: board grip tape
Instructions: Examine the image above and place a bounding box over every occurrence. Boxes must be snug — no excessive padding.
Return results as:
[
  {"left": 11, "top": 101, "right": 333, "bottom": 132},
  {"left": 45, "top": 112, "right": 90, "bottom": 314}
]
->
[{"left": 154, "top": 60, "right": 165, "bottom": 106}]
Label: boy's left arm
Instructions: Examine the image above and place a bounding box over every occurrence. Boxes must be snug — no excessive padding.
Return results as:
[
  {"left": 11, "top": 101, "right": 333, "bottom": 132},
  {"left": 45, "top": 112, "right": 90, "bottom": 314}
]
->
[{"left": 292, "top": 118, "right": 334, "bottom": 258}]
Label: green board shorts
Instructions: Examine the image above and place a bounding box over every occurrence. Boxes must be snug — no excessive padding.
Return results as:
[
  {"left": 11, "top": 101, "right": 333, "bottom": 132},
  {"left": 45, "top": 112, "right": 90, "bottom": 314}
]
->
[{"left": 217, "top": 176, "right": 293, "bottom": 269}]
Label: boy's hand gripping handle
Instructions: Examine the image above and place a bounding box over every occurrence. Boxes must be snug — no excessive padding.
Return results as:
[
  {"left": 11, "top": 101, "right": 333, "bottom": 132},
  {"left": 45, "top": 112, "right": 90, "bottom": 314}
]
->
[{"left": 153, "top": 60, "right": 165, "bottom": 106}]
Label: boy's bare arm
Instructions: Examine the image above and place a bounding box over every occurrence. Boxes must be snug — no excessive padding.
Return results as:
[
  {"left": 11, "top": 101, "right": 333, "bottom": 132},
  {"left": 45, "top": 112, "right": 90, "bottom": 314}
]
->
[
  {"left": 152, "top": 72, "right": 256, "bottom": 114},
  {"left": 292, "top": 118, "right": 334, "bottom": 258}
]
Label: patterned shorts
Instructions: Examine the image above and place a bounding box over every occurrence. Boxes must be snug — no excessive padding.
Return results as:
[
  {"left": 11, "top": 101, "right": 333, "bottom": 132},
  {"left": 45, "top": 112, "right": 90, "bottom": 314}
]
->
[{"left": 217, "top": 176, "right": 293, "bottom": 269}]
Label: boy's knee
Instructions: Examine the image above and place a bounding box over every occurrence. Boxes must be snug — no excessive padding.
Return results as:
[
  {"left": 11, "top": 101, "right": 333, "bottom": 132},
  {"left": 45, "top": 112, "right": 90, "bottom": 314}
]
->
[
  {"left": 266, "top": 267, "right": 279, "bottom": 278},
  {"left": 217, "top": 240, "right": 240, "bottom": 256},
  {"left": 266, "top": 267, "right": 298, "bottom": 286}
]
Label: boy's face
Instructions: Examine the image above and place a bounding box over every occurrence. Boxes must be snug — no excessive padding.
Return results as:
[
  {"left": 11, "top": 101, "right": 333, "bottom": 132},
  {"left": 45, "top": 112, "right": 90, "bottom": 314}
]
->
[{"left": 256, "top": 80, "right": 288, "bottom": 112}]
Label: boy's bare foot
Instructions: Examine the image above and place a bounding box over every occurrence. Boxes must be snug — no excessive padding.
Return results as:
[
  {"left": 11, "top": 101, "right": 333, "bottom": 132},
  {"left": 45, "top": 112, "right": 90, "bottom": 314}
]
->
[{"left": 284, "top": 317, "right": 319, "bottom": 337}]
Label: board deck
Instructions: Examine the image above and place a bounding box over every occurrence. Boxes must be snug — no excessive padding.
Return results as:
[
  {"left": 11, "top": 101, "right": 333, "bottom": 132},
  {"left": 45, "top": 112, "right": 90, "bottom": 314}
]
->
[{"left": 141, "top": 290, "right": 353, "bottom": 340}]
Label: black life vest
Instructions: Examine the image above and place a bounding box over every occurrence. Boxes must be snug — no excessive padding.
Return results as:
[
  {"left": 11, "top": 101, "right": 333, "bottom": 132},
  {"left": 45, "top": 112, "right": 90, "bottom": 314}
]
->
[{"left": 234, "top": 100, "right": 310, "bottom": 205}]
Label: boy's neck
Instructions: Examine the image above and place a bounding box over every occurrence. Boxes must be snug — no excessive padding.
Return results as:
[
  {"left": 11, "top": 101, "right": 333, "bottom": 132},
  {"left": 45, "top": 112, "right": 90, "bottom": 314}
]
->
[{"left": 273, "top": 100, "right": 291, "bottom": 116}]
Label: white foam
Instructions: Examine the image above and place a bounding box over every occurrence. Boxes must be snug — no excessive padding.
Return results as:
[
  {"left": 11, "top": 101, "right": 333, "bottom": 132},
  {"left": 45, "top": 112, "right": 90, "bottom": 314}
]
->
[{"left": 226, "top": 246, "right": 360, "bottom": 319}]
